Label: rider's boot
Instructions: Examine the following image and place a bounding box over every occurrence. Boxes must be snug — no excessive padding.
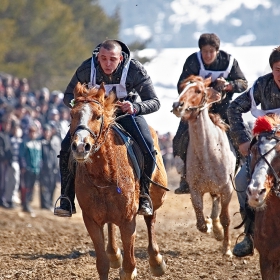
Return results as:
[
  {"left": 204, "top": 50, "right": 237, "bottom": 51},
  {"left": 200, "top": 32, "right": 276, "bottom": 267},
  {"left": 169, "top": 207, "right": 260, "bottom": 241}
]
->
[
  {"left": 173, "top": 120, "right": 190, "bottom": 194},
  {"left": 138, "top": 151, "right": 156, "bottom": 216},
  {"left": 54, "top": 151, "right": 76, "bottom": 217},
  {"left": 174, "top": 170, "right": 190, "bottom": 194},
  {"left": 233, "top": 210, "right": 254, "bottom": 257}
]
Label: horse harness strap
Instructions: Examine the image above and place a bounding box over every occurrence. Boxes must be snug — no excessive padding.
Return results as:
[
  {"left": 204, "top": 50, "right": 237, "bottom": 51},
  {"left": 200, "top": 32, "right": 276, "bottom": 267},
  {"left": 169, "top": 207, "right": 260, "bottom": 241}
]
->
[
  {"left": 254, "top": 132, "right": 280, "bottom": 195},
  {"left": 183, "top": 81, "right": 217, "bottom": 112},
  {"left": 71, "top": 97, "right": 107, "bottom": 153}
]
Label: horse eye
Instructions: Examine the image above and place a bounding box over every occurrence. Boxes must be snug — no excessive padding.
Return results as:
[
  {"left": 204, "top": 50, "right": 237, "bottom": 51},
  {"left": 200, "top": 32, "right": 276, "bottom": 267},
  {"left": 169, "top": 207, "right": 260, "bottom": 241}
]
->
[{"left": 196, "top": 90, "right": 201, "bottom": 94}]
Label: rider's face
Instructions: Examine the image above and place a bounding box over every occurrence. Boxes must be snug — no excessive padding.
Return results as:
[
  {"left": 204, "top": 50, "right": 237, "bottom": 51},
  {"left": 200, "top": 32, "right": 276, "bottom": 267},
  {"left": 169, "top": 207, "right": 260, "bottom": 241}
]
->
[
  {"left": 98, "top": 46, "right": 123, "bottom": 75},
  {"left": 272, "top": 61, "right": 280, "bottom": 89},
  {"left": 200, "top": 45, "right": 218, "bottom": 66}
]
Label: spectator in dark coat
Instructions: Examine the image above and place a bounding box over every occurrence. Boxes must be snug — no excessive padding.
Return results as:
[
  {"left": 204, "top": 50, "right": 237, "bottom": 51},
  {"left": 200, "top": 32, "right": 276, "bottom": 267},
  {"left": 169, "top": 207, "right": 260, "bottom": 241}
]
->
[{"left": 39, "top": 124, "right": 59, "bottom": 210}]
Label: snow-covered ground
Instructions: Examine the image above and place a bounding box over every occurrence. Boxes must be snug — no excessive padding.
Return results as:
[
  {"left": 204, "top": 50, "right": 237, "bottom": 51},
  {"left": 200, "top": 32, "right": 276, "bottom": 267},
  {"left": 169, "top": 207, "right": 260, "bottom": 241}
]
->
[{"left": 140, "top": 45, "right": 275, "bottom": 135}]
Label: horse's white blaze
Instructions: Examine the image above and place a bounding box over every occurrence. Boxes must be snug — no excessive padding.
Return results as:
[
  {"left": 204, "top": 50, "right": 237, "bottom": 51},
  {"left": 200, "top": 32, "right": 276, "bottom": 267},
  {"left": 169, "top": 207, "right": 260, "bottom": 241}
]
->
[
  {"left": 75, "top": 104, "right": 92, "bottom": 151},
  {"left": 172, "top": 83, "right": 199, "bottom": 117},
  {"left": 247, "top": 137, "right": 277, "bottom": 208},
  {"left": 178, "top": 82, "right": 198, "bottom": 99}
]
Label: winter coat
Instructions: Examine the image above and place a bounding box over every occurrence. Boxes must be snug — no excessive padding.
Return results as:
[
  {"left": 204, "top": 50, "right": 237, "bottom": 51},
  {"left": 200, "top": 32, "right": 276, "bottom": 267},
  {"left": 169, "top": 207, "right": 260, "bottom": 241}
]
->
[
  {"left": 63, "top": 40, "right": 160, "bottom": 116},
  {"left": 177, "top": 50, "right": 248, "bottom": 122},
  {"left": 227, "top": 73, "right": 280, "bottom": 146}
]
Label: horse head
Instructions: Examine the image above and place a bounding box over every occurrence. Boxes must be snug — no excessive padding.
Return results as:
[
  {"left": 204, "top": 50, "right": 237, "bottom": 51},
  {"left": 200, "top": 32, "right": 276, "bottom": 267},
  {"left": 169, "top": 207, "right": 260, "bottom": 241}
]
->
[
  {"left": 171, "top": 75, "right": 221, "bottom": 120},
  {"left": 247, "top": 114, "right": 280, "bottom": 209},
  {"left": 70, "top": 82, "right": 116, "bottom": 162}
]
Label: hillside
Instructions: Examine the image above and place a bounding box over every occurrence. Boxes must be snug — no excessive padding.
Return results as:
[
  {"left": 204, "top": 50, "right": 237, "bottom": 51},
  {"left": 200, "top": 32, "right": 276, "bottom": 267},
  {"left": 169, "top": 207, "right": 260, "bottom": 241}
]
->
[{"left": 99, "top": 0, "right": 280, "bottom": 48}]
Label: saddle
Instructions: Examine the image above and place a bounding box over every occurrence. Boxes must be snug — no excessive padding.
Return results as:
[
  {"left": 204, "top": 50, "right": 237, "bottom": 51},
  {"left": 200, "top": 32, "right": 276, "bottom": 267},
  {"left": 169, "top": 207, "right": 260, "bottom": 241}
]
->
[{"left": 112, "top": 123, "right": 144, "bottom": 180}]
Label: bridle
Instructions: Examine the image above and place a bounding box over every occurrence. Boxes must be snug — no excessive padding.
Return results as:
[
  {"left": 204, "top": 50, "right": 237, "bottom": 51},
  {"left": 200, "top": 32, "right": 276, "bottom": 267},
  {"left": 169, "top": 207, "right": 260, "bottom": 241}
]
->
[
  {"left": 180, "top": 81, "right": 217, "bottom": 112},
  {"left": 250, "top": 129, "right": 280, "bottom": 196},
  {"left": 70, "top": 97, "right": 108, "bottom": 153}
]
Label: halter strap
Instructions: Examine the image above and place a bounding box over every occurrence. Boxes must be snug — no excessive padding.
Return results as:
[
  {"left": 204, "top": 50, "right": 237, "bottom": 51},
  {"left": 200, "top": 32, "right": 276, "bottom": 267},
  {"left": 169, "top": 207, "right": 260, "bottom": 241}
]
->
[
  {"left": 253, "top": 132, "right": 280, "bottom": 194},
  {"left": 70, "top": 97, "right": 105, "bottom": 152}
]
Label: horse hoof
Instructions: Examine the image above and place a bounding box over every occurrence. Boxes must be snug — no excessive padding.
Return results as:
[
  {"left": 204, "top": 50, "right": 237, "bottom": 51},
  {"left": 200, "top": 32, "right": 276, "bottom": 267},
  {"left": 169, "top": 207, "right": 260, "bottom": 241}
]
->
[
  {"left": 149, "top": 255, "right": 167, "bottom": 277},
  {"left": 223, "top": 249, "right": 233, "bottom": 258},
  {"left": 108, "top": 248, "right": 123, "bottom": 269},
  {"left": 119, "top": 267, "right": 137, "bottom": 280},
  {"left": 205, "top": 217, "right": 212, "bottom": 233}
]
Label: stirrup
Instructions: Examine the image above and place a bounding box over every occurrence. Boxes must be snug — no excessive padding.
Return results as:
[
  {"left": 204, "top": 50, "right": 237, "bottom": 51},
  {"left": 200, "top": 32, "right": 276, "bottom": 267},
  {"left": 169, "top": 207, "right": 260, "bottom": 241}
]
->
[
  {"left": 233, "top": 234, "right": 254, "bottom": 257},
  {"left": 138, "top": 193, "right": 153, "bottom": 216},
  {"left": 53, "top": 195, "right": 75, "bottom": 217}
]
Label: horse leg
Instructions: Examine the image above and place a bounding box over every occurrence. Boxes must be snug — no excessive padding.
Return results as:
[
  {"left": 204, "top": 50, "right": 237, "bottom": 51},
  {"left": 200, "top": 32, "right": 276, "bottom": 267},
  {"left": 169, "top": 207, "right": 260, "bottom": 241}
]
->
[
  {"left": 106, "top": 223, "right": 122, "bottom": 269},
  {"left": 144, "top": 211, "right": 167, "bottom": 277},
  {"left": 219, "top": 190, "right": 232, "bottom": 257},
  {"left": 210, "top": 194, "right": 224, "bottom": 241},
  {"left": 82, "top": 212, "right": 109, "bottom": 280},
  {"left": 119, "top": 218, "right": 137, "bottom": 280},
  {"left": 190, "top": 190, "right": 210, "bottom": 233},
  {"left": 260, "top": 254, "right": 280, "bottom": 280}
]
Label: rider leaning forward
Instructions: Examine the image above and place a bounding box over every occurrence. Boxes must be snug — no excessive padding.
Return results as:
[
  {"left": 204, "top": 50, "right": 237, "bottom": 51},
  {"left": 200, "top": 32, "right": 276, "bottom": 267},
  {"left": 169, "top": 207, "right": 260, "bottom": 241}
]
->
[
  {"left": 227, "top": 46, "right": 280, "bottom": 257},
  {"left": 54, "top": 39, "right": 160, "bottom": 217},
  {"left": 173, "top": 33, "right": 248, "bottom": 194}
]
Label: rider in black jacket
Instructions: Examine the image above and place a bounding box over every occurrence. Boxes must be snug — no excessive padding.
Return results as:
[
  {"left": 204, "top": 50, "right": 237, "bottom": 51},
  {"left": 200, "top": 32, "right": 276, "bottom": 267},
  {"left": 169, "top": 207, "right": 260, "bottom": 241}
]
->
[
  {"left": 227, "top": 46, "right": 280, "bottom": 257},
  {"left": 54, "top": 39, "right": 160, "bottom": 217},
  {"left": 173, "top": 33, "right": 248, "bottom": 194}
]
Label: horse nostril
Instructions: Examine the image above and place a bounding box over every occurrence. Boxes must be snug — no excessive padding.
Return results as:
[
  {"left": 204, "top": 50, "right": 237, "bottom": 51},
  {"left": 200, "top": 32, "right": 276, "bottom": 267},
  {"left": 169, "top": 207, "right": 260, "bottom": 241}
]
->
[
  {"left": 85, "top": 143, "right": 91, "bottom": 152},
  {"left": 72, "top": 143, "right": 77, "bottom": 152},
  {"left": 259, "top": 188, "right": 266, "bottom": 195},
  {"left": 172, "top": 102, "right": 179, "bottom": 109}
]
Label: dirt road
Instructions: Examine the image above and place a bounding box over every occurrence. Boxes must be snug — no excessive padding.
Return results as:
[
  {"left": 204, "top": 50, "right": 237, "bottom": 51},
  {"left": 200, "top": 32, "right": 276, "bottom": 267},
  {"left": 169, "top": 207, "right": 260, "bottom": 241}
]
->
[{"left": 0, "top": 168, "right": 261, "bottom": 279}]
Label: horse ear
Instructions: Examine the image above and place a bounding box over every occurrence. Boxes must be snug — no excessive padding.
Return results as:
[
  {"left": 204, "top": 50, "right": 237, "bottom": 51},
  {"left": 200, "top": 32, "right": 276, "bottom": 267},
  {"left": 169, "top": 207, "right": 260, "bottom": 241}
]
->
[
  {"left": 73, "top": 82, "right": 83, "bottom": 99},
  {"left": 105, "top": 91, "right": 117, "bottom": 104},
  {"left": 204, "top": 76, "right": 212, "bottom": 87},
  {"left": 95, "top": 82, "right": 105, "bottom": 103},
  {"left": 206, "top": 88, "right": 221, "bottom": 104}
]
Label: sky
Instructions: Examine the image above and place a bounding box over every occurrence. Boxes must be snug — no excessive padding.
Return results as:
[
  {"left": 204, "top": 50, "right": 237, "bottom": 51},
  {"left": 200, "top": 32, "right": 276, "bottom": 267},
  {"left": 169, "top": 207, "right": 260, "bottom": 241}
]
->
[{"left": 140, "top": 45, "right": 275, "bottom": 135}]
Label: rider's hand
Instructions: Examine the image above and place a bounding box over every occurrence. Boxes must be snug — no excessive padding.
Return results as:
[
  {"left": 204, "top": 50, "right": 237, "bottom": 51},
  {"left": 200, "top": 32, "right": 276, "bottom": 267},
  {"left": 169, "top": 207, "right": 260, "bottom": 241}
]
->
[
  {"left": 217, "top": 77, "right": 230, "bottom": 88},
  {"left": 213, "top": 77, "right": 232, "bottom": 92},
  {"left": 239, "top": 141, "right": 251, "bottom": 157},
  {"left": 116, "top": 100, "right": 134, "bottom": 114}
]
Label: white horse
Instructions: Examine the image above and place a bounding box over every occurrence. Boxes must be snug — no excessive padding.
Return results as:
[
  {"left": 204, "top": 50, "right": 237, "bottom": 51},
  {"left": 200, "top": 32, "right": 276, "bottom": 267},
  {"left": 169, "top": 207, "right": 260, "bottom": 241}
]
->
[{"left": 171, "top": 75, "right": 236, "bottom": 256}]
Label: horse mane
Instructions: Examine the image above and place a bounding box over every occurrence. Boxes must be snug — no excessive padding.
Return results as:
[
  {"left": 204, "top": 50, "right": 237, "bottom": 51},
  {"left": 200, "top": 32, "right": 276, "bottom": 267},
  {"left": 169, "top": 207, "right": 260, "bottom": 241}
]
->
[
  {"left": 209, "top": 113, "right": 229, "bottom": 131},
  {"left": 253, "top": 114, "right": 280, "bottom": 135}
]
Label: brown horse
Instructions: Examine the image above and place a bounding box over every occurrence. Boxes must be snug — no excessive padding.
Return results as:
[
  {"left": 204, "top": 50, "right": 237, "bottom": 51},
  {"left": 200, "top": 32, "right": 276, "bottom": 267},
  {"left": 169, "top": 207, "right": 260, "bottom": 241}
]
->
[
  {"left": 247, "top": 114, "right": 280, "bottom": 280},
  {"left": 69, "top": 82, "right": 167, "bottom": 280},
  {"left": 171, "top": 75, "right": 236, "bottom": 256}
]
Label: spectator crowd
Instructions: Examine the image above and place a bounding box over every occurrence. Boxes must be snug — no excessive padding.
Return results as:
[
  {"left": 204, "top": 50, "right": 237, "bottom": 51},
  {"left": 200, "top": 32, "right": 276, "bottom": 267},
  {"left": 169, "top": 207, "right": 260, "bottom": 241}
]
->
[
  {"left": 0, "top": 72, "right": 70, "bottom": 214},
  {"left": 0, "top": 72, "right": 174, "bottom": 215}
]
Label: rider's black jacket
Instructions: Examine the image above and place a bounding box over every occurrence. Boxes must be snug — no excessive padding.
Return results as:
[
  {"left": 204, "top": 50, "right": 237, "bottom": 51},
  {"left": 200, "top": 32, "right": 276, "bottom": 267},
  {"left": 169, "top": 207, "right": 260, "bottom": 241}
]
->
[
  {"left": 63, "top": 41, "right": 160, "bottom": 116},
  {"left": 177, "top": 50, "right": 248, "bottom": 123},
  {"left": 227, "top": 73, "right": 280, "bottom": 146}
]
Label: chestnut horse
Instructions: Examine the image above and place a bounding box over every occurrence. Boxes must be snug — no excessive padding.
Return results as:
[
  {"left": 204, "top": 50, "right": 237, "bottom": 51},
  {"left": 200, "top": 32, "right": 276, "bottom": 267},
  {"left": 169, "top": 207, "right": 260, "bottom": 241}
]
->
[
  {"left": 171, "top": 75, "right": 236, "bottom": 256},
  {"left": 247, "top": 114, "right": 280, "bottom": 280},
  {"left": 69, "top": 82, "right": 168, "bottom": 280}
]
